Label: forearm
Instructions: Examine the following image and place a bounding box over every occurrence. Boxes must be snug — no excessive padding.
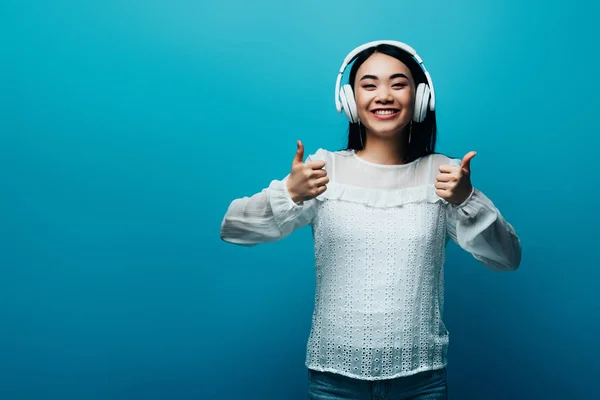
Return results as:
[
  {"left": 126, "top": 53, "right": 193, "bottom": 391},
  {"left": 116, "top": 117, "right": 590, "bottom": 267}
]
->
[
  {"left": 220, "top": 179, "right": 313, "bottom": 246},
  {"left": 447, "top": 188, "right": 522, "bottom": 271}
]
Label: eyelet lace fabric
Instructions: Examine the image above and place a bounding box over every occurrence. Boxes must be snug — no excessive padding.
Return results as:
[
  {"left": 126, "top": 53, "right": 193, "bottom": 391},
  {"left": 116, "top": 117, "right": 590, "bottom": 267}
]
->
[
  {"left": 306, "top": 182, "right": 449, "bottom": 379},
  {"left": 302, "top": 148, "right": 452, "bottom": 378}
]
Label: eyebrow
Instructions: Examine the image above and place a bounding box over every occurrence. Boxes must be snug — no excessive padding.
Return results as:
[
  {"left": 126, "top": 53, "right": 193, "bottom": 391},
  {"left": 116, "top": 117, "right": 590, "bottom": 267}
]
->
[{"left": 360, "top": 73, "right": 409, "bottom": 81}]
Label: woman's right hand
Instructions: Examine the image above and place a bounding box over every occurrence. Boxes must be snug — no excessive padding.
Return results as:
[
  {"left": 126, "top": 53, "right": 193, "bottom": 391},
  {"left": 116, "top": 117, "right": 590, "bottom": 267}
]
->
[{"left": 285, "top": 140, "right": 328, "bottom": 204}]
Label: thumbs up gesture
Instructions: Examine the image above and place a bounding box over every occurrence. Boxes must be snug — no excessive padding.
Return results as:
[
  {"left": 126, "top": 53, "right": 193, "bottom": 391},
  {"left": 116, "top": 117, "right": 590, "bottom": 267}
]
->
[
  {"left": 435, "top": 151, "right": 476, "bottom": 205},
  {"left": 285, "top": 141, "right": 329, "bottom": 203}
]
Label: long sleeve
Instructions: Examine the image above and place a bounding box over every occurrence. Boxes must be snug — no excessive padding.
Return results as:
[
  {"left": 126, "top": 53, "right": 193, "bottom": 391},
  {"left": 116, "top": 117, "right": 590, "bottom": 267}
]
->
[
  {"left": 445, "top": 187, "right": 522, "bottom": 271},
  {"left": 220, "top": 158, "right": 321, "bottom": 246}
]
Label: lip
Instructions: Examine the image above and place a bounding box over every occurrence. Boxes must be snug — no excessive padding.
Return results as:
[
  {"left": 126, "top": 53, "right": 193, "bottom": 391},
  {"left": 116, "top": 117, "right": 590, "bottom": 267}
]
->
[{"left": 371, "top": 109, "right": 400, "bottom": 120}]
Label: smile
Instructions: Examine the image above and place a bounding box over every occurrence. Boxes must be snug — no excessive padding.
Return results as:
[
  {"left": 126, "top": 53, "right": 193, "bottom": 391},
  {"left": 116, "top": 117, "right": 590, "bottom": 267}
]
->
[{"left": 371, "top": 109, "right": 400, "bottom": 119}]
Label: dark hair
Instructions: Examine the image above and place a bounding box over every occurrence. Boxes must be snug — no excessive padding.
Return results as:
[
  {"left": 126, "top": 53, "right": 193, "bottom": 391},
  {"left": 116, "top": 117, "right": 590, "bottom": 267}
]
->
[{"left": 342, "top": 44, "right": 439, "bottom": 163}]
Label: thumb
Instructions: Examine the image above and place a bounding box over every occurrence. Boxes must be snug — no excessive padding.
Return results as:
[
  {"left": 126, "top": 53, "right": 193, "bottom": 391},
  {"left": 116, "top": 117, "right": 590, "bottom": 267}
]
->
[
  {"left": 461, "top": 151, "right": 477, "bottom": 172},
  {"left": 293, "top": 140, "right": 304, "bottom": 165}
]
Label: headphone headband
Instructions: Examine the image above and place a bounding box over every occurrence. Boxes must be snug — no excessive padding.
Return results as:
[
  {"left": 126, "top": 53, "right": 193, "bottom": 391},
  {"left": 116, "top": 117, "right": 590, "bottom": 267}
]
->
[{"left": 334, "top": 40, "right": 436, "bottom": 115}]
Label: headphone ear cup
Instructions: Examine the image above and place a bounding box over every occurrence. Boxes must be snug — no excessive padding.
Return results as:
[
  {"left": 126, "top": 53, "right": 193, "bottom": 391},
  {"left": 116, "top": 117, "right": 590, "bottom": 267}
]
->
[
  {"left": 413, "top": 83, "right": 430, "bottom": 123},
  {"left": 340, "top": 84, "right": 359, "bottom": 123}
]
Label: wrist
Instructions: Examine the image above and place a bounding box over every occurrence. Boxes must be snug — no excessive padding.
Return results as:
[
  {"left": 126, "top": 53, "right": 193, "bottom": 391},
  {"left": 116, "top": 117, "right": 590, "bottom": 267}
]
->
[
  {"left": 454, "top": 186, "right": 474, "bottom": 207},
  {"left": 285, "top": 181, "right": 302, "bottom": 204}
]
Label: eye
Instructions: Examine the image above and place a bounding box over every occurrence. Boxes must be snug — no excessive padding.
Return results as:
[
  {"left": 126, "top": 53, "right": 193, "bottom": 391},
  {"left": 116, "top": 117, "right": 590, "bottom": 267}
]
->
[
  {"left": 362, "top": 84, "right": 376, "bottom": 89},
  {"left": 392, "top": 83, "right": 407, "bottom": 88}
]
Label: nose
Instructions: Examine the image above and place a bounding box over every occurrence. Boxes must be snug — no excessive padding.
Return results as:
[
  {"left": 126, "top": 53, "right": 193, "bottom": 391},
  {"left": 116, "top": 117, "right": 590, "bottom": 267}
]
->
[{"left": 375, "top": 87, "right": 393, "bottom": 103}]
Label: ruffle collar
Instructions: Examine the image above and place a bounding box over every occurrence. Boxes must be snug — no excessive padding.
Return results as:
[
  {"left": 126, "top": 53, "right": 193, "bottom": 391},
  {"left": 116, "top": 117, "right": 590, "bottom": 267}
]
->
[{"left": 314, "top": 182, "right": 448, "bottom": 208}]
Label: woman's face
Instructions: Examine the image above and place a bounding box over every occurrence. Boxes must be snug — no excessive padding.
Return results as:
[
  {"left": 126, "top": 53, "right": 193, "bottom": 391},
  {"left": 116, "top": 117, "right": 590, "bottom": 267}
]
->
[{"left": 353, "top": 52, "right": 416, "bottom": 138}]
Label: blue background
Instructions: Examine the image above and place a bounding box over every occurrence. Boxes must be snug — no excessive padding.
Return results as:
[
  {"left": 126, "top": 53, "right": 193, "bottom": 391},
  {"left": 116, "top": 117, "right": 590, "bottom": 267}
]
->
[{"left": 1, "top": 1, "right": 598, "bottom": 399}]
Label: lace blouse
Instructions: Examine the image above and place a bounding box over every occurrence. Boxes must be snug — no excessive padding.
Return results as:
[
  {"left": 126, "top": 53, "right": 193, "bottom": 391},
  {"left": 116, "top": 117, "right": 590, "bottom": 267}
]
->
[{"left": 220, "top": 148, "right": 521, "bottom": 380}]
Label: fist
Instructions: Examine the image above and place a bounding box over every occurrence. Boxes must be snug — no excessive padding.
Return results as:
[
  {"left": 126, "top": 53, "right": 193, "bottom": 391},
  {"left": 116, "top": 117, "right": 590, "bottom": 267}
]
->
[
  {"left": 435, "top": 151, "right": 476, "bottom": 205},
  {"left": 285, "top": 140, "right": 329, "bottom": 203}
]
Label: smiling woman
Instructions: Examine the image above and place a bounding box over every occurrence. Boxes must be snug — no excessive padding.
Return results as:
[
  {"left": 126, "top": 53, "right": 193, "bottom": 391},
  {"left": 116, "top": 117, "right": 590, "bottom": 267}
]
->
[{"left": 219, "top": 40, "right": 522, "bottom": 400}]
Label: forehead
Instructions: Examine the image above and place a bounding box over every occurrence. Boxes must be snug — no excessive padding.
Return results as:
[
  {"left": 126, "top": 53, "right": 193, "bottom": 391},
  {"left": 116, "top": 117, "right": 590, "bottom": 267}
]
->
[{"left": 356, "top": 52, "right": 413, "bottom": 80}]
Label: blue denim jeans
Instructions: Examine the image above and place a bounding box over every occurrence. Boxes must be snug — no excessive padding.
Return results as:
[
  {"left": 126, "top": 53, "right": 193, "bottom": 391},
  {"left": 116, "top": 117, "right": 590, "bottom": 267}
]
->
[{"left": 308, "top": 367, "right": 448, "bottom": 400}]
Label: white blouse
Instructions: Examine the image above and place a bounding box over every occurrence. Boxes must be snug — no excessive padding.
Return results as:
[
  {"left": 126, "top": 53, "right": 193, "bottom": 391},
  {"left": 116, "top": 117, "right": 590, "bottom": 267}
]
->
[{"left": 220, "top": 148, "right": 521, "bottom": 380}]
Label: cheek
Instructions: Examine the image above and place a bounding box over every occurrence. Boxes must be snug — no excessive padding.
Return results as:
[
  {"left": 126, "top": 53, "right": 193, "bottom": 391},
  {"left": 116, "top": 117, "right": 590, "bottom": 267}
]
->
[
  {"left": 354, "top": 92, "right": 373, "bottom": 119},
  {"left": 354, "top": 91, "right": 370, "bottom": 108},
  {"left": 398, "top": 90, "right": 415, "bottom": 107}
]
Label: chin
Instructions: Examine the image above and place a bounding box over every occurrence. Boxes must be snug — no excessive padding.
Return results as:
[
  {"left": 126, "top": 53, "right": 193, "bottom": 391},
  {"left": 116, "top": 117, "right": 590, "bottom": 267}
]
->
[{"left": 363, "top": 119, "right": 410, "bottom": 136}]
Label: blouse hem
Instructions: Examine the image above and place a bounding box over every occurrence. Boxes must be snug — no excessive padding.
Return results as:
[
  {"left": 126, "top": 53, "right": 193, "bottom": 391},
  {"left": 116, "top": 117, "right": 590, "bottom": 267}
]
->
[{"left": 305, "top": 362, "right": 448, "bottom": 381}]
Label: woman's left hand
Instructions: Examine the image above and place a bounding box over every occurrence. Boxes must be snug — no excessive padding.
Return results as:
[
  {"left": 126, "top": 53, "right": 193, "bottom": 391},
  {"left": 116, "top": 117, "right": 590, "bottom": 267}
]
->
[{"left": 435, "top": 151, "right": 477, "bottom": 205}]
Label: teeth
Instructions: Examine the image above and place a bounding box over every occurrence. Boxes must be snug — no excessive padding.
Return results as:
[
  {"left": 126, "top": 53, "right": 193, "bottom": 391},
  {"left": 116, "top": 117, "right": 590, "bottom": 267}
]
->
[{"left": 374, "top": 110, "right": 397, "bottom": 115}]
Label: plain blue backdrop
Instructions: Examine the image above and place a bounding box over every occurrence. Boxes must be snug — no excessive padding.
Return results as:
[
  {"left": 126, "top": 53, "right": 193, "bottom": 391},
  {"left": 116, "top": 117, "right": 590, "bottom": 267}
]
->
[{"left": 1, "top": 1, "right": 598, "bottom": 399}]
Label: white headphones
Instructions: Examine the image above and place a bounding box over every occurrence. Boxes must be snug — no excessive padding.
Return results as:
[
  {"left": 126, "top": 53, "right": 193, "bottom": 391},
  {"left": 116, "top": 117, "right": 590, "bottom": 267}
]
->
[{"left": 334, "top": 40, "right": 436, "bottom": 124}]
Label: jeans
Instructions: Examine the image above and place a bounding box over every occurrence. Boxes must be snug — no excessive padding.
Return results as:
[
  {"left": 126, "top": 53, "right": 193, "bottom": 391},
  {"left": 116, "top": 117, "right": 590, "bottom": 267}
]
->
[{"left": 308, "top": 367, "right": 448, "bottom": 400}]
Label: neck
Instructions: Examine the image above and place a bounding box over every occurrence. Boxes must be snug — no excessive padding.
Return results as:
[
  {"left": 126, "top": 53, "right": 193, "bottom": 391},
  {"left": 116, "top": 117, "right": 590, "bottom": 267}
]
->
[{"left": 357, "top": 127, "right": 410, "bottom": 165}]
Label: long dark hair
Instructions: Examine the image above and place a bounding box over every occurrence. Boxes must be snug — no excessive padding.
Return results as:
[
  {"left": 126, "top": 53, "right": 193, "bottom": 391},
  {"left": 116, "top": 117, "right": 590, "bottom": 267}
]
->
[{"left": 342, "top": 44, "right": 438, "bottom": 163}]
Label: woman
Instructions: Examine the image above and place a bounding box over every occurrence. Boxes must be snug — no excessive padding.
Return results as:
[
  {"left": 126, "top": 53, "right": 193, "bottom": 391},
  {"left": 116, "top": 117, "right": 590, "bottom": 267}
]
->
[{"left": 220, "top": 40, "right": 521, "bottom": 399}]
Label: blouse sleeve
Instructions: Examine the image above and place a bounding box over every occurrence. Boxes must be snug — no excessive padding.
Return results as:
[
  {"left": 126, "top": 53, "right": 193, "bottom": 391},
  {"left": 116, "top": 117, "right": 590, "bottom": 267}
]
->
[
  {"left": 219, "top": 151, "right": 323, "bottom": 246},
  {"left": 445, "top": 159, "right": 522, "bottom": 271}
]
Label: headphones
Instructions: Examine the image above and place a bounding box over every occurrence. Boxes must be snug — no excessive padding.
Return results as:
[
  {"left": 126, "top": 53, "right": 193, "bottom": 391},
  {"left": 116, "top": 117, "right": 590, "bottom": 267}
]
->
[{"left": 334, "top": 40, "right": 436, "bottom": 124}]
